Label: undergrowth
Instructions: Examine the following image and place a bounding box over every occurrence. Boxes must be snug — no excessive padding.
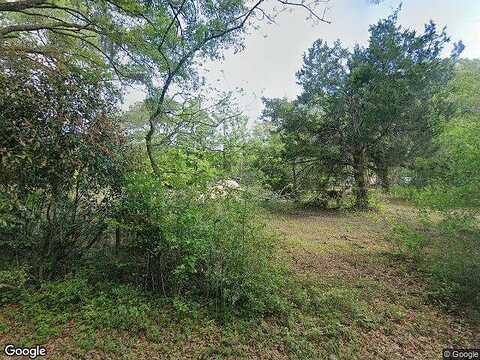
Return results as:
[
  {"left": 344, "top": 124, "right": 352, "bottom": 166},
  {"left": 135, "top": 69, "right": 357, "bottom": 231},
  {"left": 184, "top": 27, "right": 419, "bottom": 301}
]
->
[
  {"left": 386, "top": 212, "right": 480, "bottom": 312},
  {"left": 0, "top": 268, "right": 379, "bottom": 359}
]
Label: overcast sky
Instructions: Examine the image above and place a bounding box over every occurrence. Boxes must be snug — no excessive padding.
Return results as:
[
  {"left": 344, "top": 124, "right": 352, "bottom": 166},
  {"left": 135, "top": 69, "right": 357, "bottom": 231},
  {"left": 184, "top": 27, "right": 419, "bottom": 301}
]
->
[{"left": 124, "top": 0, "right": 480, "bottom": 120}]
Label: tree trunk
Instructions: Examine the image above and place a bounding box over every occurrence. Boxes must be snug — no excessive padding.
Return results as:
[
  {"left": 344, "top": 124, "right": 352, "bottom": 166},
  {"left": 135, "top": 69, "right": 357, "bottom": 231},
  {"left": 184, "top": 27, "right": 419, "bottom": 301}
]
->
[
  {"left": 353, "top": 149, "right": 369, "bottom": 209},
  {"left": 145, "top": 120, "right": 160, "bottom": 176},
  {"left": 378, "top": 167, "right": 390, "bottom": 193},
  {"left": 292, "top": 161, "right": 299, "bottom": 203},
  {"left": 115, "top": 225, "right": 121, "bottom": 251}
]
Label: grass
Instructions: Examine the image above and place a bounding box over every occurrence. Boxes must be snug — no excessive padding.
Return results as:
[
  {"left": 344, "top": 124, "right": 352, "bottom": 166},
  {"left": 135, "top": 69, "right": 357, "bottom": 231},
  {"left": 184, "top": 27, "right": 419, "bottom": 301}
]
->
[{"left": 1, "top": 195, "right": 479, "bottom": 359}]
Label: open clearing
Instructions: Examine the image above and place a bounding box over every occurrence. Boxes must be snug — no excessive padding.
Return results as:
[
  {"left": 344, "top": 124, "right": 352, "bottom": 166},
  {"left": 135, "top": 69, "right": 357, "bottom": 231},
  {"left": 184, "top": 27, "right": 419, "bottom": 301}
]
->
[{"left": 270, "top": 198, "right": 479, "bottom": 359}]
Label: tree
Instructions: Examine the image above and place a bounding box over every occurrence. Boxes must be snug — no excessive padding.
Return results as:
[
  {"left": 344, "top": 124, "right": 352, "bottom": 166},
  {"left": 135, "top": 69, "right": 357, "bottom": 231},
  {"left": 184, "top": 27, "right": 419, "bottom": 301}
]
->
[
  {"left": 262, "top": 97, "right": 353, "bottom": 204},
  {"left": 294, "top": 9, "right": 461, "bottom": 208},
  {"left": 0, "top": 0, "right": 330, "bottom": 177},
  {"left": 447, "top": 59, "right": 480, "bottom": 114},
  {"left": 412, "top": 59, "right": 480, "bottom": 210}
]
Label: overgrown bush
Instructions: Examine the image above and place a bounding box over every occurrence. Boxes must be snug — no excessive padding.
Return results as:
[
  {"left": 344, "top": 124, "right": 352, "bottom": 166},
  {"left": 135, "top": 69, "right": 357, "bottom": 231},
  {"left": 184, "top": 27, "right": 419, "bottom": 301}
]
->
[
  {"left": 116, "top": 172, "right": 287, "bottom": 316},
  {"left": 0, "top": 57, "right": 126, "bottom": 280}
]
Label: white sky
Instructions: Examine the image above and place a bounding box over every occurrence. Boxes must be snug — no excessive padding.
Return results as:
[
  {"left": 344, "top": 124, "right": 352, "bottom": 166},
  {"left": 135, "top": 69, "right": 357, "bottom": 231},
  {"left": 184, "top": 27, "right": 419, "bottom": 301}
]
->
[{"left": 124, "top": 0, "right": 480, "bottom": 120}]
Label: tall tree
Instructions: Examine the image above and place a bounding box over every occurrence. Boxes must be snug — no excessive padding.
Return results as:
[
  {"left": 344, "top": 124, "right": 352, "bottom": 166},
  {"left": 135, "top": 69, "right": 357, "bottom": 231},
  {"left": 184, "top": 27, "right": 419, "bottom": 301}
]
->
[
  {"left": 294, "top": 10, "right": 461, "bottom": 208},
  {"left": 0, "top": 0, "right": 330, "bottom": 177}
]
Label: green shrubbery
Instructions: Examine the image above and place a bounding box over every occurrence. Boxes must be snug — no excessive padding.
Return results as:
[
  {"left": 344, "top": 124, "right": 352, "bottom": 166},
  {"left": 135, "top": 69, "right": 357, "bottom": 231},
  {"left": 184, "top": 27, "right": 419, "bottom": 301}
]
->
[
  {"left": 391, "top": 185, "right": 419, "bottom": 203},
  {"left": 0, "top": 58, "right": 126, "bottom": 280},
  {"left": 117, "top": 172, "right": 287, "bottom": 316},
  {"left": 0, "top": 268, "right": 380, "bottom": 359},
  {"left": 81, "top": 285, "right": 154, "bottom": 332},
  {"left": 389, "top": 62, "right": 480, "bottom": 310},
  {"left": 36, "top": 276, "right": 93, "bottom": 310},
  {"left": 0, "top": 53, "right": 290, "bottom": 319},
  {"left": 0, "top": 267, "right": 28, "bottom": 304},
  {"left": 2, "top": 277, "right": 155, "bottom": 343},
  {"left": 426, "top": 216, "right": 480, "bottom": 307},
  {"left": 392, "top": 157, "right": 479, "bottom": 309},
  {"left": 388, "top": 223, "right": 429, "bottom": 256},
  {"left": 1, "top": 174, "right": 290, "bottom": 319}
]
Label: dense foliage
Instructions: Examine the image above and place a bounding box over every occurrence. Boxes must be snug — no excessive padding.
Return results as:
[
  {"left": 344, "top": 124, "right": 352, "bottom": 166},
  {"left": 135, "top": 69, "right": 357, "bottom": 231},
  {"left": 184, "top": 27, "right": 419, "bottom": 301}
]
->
[
  {"left": 115, "top": 172, "right": 286, "bottom": 314},
  {"left": 0, "top": 0, "right": 328, "bottom": 312},
  {"left": 390, "top": 59, "right": 480, "bottom": 308},
  {"left": 406, "top": 60, "right": 480, "bottom": 209},
  {"left": 262, "top": 10, "right": 462, "bottom": 208},
  {"left": 0, "top": 52, "right": 287, "bottom": 316},
  {"left": 1, "top": 3, "right": 479, "bottom": 356},
  {"left": 0, "top": 56, "right": 125, "bottom": 280}
]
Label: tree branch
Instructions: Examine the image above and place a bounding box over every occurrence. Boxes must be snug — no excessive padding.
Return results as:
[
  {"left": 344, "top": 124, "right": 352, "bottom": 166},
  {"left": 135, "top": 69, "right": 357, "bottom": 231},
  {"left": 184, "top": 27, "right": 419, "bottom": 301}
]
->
[
  {"left": 0, "top": 22, "right": 84, "bottom": 37},
  {"left": 0, "top": 0, "right": 47, "bottom": 12},
  {"left": 277, "top": 0, "right": 331, "bottom": 23}
]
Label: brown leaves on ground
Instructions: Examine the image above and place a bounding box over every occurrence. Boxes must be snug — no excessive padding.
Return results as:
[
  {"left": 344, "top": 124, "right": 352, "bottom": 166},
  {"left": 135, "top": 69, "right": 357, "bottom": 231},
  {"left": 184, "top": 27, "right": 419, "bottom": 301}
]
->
[{"left": 269, "top": 198, "right": 479, "bottom": 359}]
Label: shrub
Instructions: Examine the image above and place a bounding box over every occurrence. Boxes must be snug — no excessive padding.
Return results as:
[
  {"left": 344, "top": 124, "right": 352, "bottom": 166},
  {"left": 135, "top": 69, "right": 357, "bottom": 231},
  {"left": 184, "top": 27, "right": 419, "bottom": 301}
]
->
[
  {"left": 387, "top": 223, "right": 429, "bottom": 255},
  {"left": 118, "top": 172, "right": 287, "bottom": 316},
  {"left": 391, "top": 185, "right": 419, "bottom": 202},
  {"left": 0, "top": 57, "right": 126, "bottom": 280},
  {"left": 81, "top": 284, "right": 153, "bottom": 332},
  {"left": 36, "top": 275, "right": 93, "bottom": 309}
]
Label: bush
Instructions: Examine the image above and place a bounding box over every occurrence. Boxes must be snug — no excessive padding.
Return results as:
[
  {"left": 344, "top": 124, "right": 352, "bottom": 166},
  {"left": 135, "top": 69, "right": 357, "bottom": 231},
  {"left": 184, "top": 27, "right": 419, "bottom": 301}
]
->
[
  {"left": 36, "top": 275, "right": 93, "bottom": 309},
  {"left": 118, "top": 172, "right": 287, "bottom": 316},
  {"left": 0, "top": 58, "right": 126, "bottom": 280},
  {"left": 387, "top": 223, "right": 429, "bottom": 255},
  {"left": 81, "top": 284, "right": 153, "bottom": 332},
  {"left": 391, "top": 185, "right": 419, "bottom": 202}
]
